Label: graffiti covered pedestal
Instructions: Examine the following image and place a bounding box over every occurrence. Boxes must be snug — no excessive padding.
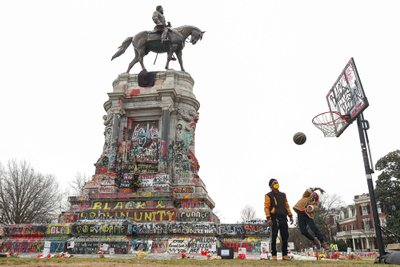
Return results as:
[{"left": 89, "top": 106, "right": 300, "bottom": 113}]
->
[
  {"left": 64, "top": 70, "right": 220, "bottom": 253},
  {"left": 0, "top": 71, "right": 271, "bottom": 255},
  {"left": 73, "top": 70, "right": 217, "bottom": 222}
]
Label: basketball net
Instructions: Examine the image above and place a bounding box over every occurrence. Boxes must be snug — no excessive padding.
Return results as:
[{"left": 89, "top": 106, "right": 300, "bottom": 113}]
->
[{"left": 312, "top": 111, "right": 350, "bottom": 137}]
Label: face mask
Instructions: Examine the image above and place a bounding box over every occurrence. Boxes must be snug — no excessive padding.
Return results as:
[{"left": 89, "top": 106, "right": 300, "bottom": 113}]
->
[{"left": 273, "top": 183, "right": 279, "bottom": 190}]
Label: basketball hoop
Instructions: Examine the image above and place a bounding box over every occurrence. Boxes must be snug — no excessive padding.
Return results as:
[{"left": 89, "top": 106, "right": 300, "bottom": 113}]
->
[{"left": 312, "top": 111, "right": 350, "bottom": 137}]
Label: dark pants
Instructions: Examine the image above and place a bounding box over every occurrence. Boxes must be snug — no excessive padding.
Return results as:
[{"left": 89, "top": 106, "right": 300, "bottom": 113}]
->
[
  {"left": 270, "top": 216, "right": 289, "bottom": 256},
  {"left": 297, "top": 212, "right": 325, "bottom": 242}
]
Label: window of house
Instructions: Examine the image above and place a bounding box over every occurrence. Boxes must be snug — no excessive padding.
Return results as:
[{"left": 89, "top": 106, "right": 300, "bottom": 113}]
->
[
  {"left": 363, "top": 219, "right": 371, "bottom": 230},
  {"left": 361, "top": 205, "right": 369, "bottom": 216},
  {"left": 340, "top": 211, "right": 344, "bottom": 219},
  {"left": 350, "top": 206, "right": 355, "bottom": 217}
]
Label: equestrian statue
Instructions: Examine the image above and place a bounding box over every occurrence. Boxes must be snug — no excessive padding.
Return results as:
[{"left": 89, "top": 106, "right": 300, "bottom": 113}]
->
[{"left": 111, "top": 5, "right": 205, "bottom": 73}]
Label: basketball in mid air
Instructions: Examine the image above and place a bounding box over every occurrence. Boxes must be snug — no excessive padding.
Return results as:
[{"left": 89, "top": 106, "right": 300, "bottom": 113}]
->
[{"left": 293, "top": 132, "right": 307, "bottom": 145}]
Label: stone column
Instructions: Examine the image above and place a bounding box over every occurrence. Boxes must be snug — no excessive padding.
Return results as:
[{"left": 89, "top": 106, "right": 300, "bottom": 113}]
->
[
  {"left": 160, "top": 103, "right": 172, "bottom": 173},
  {"left": 107, "top": 114, "right": 121, "bottom": 171}
]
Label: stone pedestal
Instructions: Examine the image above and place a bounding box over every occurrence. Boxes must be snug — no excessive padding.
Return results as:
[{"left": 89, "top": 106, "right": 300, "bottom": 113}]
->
[
  {"left": 68, "top": 70, "right": 218, "bottom": 225},
  {"left": 62, "top": 70, "right": 223, "bottom": 254},
  {"left": 3, "top": 71, "right": 270, "bottom": 256}
]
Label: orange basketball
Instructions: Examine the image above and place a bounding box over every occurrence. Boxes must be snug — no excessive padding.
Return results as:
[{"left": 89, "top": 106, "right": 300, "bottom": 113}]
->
[{"left": 293, "top": 132, "right": 307, "bottom": 145}]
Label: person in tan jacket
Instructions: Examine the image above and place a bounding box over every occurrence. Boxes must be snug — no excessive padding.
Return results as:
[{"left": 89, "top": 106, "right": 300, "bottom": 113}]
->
[
  {"left": 293, "top": 187, "right": 329, "bottom": 250},
  {"left": 264, "top": 178, "right": 294, "bottom": 261}
]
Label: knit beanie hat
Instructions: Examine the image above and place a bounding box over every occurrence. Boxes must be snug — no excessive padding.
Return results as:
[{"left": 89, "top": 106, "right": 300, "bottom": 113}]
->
[{"left": 269, "top": 178, "right": 277, "bottom": 187}]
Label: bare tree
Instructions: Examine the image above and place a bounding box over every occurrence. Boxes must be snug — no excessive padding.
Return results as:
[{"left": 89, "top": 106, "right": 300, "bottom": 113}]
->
[
  {"left": 289, "top": 227, "right": 311, "bottom": 251},
  {"left": 240, "top": 205, "right": 257, "bottom": 223},
  {"left": 314, "top": 193, "right": 346, "bottom": 241},
  {"left": 0, "top": 160, "right": 62, "bottom": 224},
  {"left": 320, "top": 193, "right": 345, "bottom": 211},
  {"left": 68, "top": 172, "right": 91, "bottom": 196}
]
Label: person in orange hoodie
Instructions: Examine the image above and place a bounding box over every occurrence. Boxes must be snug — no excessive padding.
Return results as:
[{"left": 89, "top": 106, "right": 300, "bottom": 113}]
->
[
  {"left": 293, "top": 187, "right": 330, "bottom": 250},
  {"left": 264, "top": 178, "right": 294, "bottom": 261}
]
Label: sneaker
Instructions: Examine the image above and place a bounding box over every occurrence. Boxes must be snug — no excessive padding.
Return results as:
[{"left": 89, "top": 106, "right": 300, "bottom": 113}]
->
[
  {"left": 271, "top": 255, "right": 277, "bottom": 261},
  {"left": 282, "top": 255, "right": 292, "bottom": 261},
  {"left": 313, "top": 237, "right": 321, "bottom": 249},
  {"left": 321, "top": 241, "right": 330, "bottom": 250}
]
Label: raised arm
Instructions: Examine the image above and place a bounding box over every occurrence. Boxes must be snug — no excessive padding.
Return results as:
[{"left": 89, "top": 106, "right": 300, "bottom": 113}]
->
[{"left": 313, "top": 187, "right": 325, "bottom": 194}]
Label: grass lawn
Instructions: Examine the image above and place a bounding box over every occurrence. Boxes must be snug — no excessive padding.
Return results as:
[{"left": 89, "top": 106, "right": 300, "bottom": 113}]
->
[{"left": 0, "top": 257, "right": 395, "bottom": 267}]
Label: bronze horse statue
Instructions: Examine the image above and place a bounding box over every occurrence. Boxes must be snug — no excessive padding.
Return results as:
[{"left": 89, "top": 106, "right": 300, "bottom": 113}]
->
[{"left": 111, "top": 25, "right": 204, "bottom": 73}]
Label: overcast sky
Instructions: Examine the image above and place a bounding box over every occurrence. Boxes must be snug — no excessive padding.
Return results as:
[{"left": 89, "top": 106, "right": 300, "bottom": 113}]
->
[{"left": 1, "top": 0, "right": 399, "bottom": 223}]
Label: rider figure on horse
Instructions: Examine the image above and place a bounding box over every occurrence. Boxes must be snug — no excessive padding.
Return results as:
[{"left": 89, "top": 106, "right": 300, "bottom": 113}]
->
[
  {"left": 152, "top": 5, "right": 171, "bottom": 43},
  {"left": 112, "top": 8, "right": 204, "bottom": 73}
]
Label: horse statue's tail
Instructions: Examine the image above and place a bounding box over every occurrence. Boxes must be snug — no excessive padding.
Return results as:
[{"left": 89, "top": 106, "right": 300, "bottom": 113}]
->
[{"left": 111, "top": 37, "right": 133, "bottom": 61}]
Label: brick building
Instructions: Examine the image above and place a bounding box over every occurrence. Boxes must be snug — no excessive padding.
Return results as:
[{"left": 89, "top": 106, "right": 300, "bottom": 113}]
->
[{"left": 335, "top": 193, "right": 386, "bottom": 251}]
